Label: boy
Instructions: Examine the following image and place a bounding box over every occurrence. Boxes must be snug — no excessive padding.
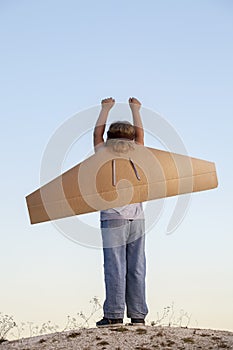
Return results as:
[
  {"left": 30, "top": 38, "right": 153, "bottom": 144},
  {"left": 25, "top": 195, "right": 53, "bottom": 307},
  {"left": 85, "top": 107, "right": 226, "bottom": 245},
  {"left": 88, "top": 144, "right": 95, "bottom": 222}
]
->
[{"left": 94, "top": 97, "right": 148, "bottom": 327}]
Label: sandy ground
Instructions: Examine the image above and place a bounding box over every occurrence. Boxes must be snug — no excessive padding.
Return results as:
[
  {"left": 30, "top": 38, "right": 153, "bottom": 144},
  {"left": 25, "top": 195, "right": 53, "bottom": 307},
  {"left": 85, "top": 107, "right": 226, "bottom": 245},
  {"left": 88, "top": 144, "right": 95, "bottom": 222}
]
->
[{"left": 1, "top": 325, "right": 233, "bottom": 349}]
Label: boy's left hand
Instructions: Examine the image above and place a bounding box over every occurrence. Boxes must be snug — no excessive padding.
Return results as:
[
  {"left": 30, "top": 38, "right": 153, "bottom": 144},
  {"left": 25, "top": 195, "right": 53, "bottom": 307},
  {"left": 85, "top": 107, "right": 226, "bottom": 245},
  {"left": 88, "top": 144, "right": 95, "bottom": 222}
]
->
[{"left": 101, "top": 97, "right": 115, "bottom": 111}]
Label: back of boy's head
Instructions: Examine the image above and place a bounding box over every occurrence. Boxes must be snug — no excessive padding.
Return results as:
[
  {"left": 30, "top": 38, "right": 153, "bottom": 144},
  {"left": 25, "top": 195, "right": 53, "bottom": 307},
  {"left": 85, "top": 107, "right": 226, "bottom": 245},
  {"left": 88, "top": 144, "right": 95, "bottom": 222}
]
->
[{"left": 107, "top": 121, "right": 135, "bottom": 140}]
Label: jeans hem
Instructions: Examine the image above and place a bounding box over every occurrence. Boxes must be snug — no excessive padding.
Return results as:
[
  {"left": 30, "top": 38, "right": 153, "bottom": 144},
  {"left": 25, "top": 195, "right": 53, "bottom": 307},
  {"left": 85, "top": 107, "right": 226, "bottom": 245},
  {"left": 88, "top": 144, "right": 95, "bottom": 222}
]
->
[
  {"left": 104, "top": 313, "right": 124, "bottom": 319},
  {"left": 127, "top": 312, "right": 148, "bottom": 319}
]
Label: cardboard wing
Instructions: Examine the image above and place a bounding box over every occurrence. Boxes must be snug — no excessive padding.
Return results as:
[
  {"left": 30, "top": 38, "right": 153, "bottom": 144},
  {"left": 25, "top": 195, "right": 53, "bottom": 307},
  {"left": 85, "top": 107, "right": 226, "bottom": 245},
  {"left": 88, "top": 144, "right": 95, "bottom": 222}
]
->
[{"left": 26, "top": 145, "right": 218, "bottom": 224}]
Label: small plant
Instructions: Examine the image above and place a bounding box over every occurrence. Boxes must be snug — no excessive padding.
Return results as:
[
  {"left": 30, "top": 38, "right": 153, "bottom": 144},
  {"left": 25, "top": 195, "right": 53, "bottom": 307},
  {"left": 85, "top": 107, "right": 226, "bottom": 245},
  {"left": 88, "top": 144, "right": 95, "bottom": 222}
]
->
[
  {"left": 155, "top": 330, "right": 164, "bottom": 337},
  {"left": 211, "top": 335, "right": 221, "bottom": 341},
  {"left": 182, "top": 336, "right": 195, "bottom": 343},
  {"left": 136, "top": 327, "right": 147, "bottom": 335},
  {"left": 63, "top": 296, "right": 102, "bottom": 331},
  {"left": 38, "top": 338, "right": 47, "bottom": 343},
  {"left": 0, "top": 312, "right": 17, "bottom": 343},
  {"left": 67, "top": 331, "right": 81, "bottom": 338},
  {"left": 217, "top": 342, "right": 230, "bottom": 349},
  {"left": 97, "top": 340, "right": 109, "bottom": 346},
  {"left": 166, "top": 339, "right": 176, "bottom": 346},
  {"left": 159, "top": 342, "right": 166, "bottom": 347},
  {"left": 150, "top": 302, "right": 192, "bottom": 328},
  {"left": 10, "top": 319, "right": 59, "bottom": 340},
  {"left": 38, "top": 320, "right": 59, "bottom": 335},
  {"left": 0, "top": 297, "right": 106, "bottom": 341},
  {"left": 110, "top": 326, "right": 129, "bottom": 332}
]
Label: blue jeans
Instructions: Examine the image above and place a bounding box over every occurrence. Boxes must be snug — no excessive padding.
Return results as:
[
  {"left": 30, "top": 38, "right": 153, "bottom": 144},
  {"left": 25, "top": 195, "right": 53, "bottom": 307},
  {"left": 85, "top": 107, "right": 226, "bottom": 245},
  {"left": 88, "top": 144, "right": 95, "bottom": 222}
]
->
[{"left": 101, "top": 219, "right": 148, "bottom": 319}]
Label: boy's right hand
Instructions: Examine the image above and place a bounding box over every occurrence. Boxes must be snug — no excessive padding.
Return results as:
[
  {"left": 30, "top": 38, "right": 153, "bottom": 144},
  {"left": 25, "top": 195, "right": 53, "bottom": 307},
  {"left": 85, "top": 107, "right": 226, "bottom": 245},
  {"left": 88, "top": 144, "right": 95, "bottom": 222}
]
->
[
  {"left": 101, "top": 97, "right": 115, "bottom": 111},
  {"left": 129, "top": 97, "right": 141, "bottom": 112}
]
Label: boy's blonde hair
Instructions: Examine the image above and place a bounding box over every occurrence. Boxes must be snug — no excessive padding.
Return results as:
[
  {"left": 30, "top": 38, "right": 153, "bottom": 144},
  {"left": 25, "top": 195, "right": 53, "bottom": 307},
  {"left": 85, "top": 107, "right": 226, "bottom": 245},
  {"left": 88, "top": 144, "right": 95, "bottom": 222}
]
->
[
  {"left": 106, "top": 121, "right": 135, "bottom": 153},
  {"left": 107, "top": 121, "right": 135, "bottom": 141}
]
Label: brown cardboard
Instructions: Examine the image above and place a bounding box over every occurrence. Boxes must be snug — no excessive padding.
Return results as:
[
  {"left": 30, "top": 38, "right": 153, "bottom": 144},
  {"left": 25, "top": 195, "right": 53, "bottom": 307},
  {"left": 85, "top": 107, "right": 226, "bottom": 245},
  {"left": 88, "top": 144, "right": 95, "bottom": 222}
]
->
[{"left": 26, "top": 145, "right": 218, "bottom": 224}]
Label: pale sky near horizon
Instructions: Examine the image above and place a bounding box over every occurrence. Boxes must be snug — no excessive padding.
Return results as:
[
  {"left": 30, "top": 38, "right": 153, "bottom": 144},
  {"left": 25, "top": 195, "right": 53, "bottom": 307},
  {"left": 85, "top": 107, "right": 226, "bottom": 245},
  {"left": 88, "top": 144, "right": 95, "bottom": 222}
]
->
[{"left": 0, "top": 0, "right": 233, "bottom": 336}]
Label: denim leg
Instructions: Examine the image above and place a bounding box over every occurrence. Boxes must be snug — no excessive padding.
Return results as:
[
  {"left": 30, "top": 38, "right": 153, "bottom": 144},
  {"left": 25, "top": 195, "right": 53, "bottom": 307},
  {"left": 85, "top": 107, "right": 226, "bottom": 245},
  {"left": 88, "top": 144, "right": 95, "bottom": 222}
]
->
[
  {"left": 101, "top": 219, "right": 148, "bottom": 319},
  {"left": 126, "top": 220, "right": 148, "bottom": 319},
  {"left": 101, "top": 220, "right": 129, "bottom": 319}
]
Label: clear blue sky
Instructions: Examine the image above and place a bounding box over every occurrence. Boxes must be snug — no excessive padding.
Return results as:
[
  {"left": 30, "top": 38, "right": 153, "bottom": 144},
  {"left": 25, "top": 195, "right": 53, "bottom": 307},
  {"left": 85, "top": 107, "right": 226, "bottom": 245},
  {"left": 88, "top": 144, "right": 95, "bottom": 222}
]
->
[{"left": 0, "top": 0, "right": 233, "bottom": 334}]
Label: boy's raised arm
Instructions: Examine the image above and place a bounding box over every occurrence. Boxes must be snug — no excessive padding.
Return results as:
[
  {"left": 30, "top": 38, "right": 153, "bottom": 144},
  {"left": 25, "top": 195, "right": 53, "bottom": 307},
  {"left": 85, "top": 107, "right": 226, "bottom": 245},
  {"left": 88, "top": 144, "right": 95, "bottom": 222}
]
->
[
  {"left": 129, "top": 97, "right": 144, "bottom": 145},
  {"left": 93, "top": 97, "right": 115, "bottom": 151}
]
